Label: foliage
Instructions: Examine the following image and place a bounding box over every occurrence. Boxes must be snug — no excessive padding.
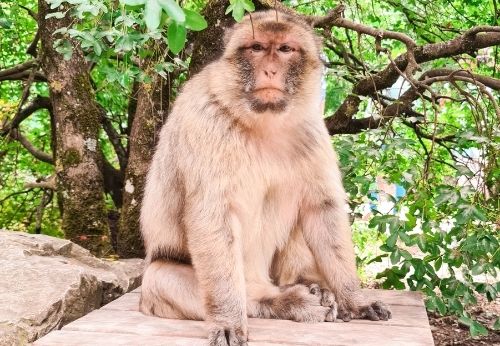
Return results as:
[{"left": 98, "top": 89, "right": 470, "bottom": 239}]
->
[
  {"left": 313, "top": 0, "right": 499, "bottom": 336},
  {"left": 1, "top": 0, "right": 499, "bottom": 337}
]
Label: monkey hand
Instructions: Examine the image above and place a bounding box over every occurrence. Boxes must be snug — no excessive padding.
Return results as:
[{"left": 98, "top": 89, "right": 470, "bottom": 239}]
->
[
  {"left": 336, "top": 298, "right": 392, "bottom": 322},
  {"left": 208, "top": 325, "right": 248, "bottom": 346},
  {"left": 271, "top": 283, "right": 337, "bottom": 322}
]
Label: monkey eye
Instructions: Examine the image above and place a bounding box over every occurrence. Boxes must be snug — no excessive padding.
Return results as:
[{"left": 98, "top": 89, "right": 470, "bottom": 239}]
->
[
  {"left": 278, "top": 45, "right": 294, "bottom": 53},
  {"left": 251, "top": 43, "right": 264, "bottom": 52}
]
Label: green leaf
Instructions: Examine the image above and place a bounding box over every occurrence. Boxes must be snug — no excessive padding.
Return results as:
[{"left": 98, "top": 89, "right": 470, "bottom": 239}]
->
[
  {"left": 417, "top": 235, "right": 426, "bottom": 251},
  {"left": 45, "top": 12, "right": 66, "bottom": 19},
  {"left": 0, "top": 18, "right": 12, "bottom": 28},
  {"left": 456, "top": 164, "right": 474, "bottom": 178},
  {"left": 471, "top": 263, "right": 485, "bottom": 275},
  {"left": 425, "top": 296, "right": 437, "bottom": 311},
  {"left": 435, "top": 257, "right": 442, "bottom": 271},
  {"left": 369, "top": 215, "right": 401, "bottom": 233},
  {"left": 241, "top": 0, "right": 255, "bottom": 11},
  {"left": 225, "top": 4, "right": 234, "bottom": 15},
  {"left": 167, "top": 22, "right": 186, "bottom": 54},
  {"left": 386, "top": 232, "right": 398, "bottom": 248},
  {"left": 398, "top": 231, "right": 411, "bottom": 245},
  {"left": 367, "top": 254, "right": 388, "bottom": 264},
  {"left": 435, "top": 297, "right": 447, "bottom": 315},
  {"left": 54, "top": 39, "right": 73, "bottom": 60},
  {"left": 435, "top": 186, "right": 459, "bottom": 206},
  {"left": 459, "top": 315, "right": 473, "bottom": 327},
  {"left": 399, "top": 249, "right": 413, "bottom": 260},
  {"left": 380, "top": 244, "right": 392, "bottom": 252},
  {"left": 390, "top": 249, "right": 401, "bottom": 264},
  {"left": 228, "top": 0, "right": 246, "bottom": 22},
  {"left": 183, "top": 9, "right": 207, "bottom": 31},
  {"left": 158, "top": 0, "right": 185, "bottom": 23},
  {"left": 449, "top": 298, "right": 463, "bottom": 313},
  {"left": 485, "top": 284, "right": 497, "bottom": 301},
  {"left": 92, "top": 40, "right": 102, "bottom": 56},
  {"left": 470, "top": 321, "right": 488, "bottom": 337},
  {"left": 120, "top": 0, "right": 146, "bottom": 5},
  {"left": 115, "top": 34, "right": 136, "bottom": 52},
  {"left": 472, "top": 207, "right": 488, "bottom": 222},
  {"left": 47, "top": 0, "right": 64, "bottom": 9},
  {"left": 144, "top": 0, "right": 162, "bottom": 31},
  {"left": 493, "top": 318, "right": 500, "bottom": 330}
]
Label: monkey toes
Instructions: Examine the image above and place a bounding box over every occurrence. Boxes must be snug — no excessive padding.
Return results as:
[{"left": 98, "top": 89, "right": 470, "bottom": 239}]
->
[
  {"left": 337, "top": 300, "right": 392, "bottom": 322},
  {"left": 208, "top": 326, "right": 248, "bottom": 346}
]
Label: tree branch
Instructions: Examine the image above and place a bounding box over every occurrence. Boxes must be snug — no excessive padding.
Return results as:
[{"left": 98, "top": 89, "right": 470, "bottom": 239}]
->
[
  {"left": 323, "top": 12, "right": 500, "bottom": 135},
  {"left": 27, "top": 30, "right": 40, "bottom": 58},
  {"left": 101, "top": 112, "right": 128, "bottom": 171},
  {"left": 9, "top": 129, "right": 54, "bottom": 164},
  {"left": 24, "top": 176, "right": 57, "bottom": 190},
  {"left": 0, "top": 60, "right": 37, "bottom": 78},
  {"left": 0, "top": 70, "right": 47, "bottom": 82},
  {"left": 1, "top": 96, "right": 52, "bottom": 135},
  {"left": 401, "top": 119, "right": 456, "bottom": 143},
  {"left": 422, "top": 68, "right": 500, "bottom": 90},
  {"left": 12, "top": 96, "right": 52, "bottom": 129},
  {"left": 19, "top": 5, "right": 38, "bottom": 21}
]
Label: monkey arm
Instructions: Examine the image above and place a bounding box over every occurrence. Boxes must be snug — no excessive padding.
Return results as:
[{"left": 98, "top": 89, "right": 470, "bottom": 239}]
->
[
  {"left": 299, "top": 164, "right": 391, "bottom": 321},
  {"left": 299, "top": 189, "right": 361, "bottom": 305},
  {"left": 175, "top": 106, "right": 250, "bottom": 341},
  {"left": 182, "top": 179, "right": 248, "bottom": 342}
]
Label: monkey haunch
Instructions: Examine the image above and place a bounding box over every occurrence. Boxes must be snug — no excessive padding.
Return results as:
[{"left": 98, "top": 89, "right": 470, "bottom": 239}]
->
[{"left": 140, "top": 10, "right": 391, "bottom": 346}]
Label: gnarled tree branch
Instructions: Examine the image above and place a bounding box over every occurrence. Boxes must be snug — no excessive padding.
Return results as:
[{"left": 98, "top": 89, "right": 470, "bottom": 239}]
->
[{"left": 9, "top": 129, "right": 54, "bottom": 164}]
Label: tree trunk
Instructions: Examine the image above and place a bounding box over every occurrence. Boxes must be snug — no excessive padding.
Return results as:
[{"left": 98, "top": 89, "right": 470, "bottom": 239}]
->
[
  {"left": 38, "top": 0, "right": 112, "bottom": 256},
  {"left": 117, "top": 72, "right": 170, "bottom": 258}
]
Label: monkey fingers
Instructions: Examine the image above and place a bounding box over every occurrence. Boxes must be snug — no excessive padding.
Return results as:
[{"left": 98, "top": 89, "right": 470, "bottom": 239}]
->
[
  {"left": 337, "top": 300, "right": 392, "bottom": 322},
  {"left": 208, "top": 326, "right": 248, "bottom": 346},
  {"left": 372, "top": 300, "right": 392, "bottom": 320},
  {"left": 307, "top": 284, "right": 338, "bottom": 322}
]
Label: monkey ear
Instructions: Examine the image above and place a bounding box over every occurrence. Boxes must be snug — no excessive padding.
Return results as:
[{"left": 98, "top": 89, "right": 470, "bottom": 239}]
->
[{"left": 303, "top": 17, "right": 315, "bottom": 27}]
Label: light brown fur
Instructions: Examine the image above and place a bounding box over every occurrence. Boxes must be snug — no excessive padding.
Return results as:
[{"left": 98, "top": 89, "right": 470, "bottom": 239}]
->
[{"left": 140, "top": 10, "right": 390, "bottom": 346}]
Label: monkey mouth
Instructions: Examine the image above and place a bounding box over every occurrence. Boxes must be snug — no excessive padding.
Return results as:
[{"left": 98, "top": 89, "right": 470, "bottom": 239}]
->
[
  {"left": 251, "top": 88, "right": 285, "bottom": 103},
  {"left": 248, "top": 95, "right": 288, "bottom": 113},
  {"left": 253, "top": 87, "right": 284, "bottom": 92},
  {"left": 253, "top": 87, "right": 284, "bottom": 94}
]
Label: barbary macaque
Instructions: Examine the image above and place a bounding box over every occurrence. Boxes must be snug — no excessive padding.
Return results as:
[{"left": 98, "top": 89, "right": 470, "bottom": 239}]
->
[{"left": 140, "top": 10, "right": 391, "bottom": 346}]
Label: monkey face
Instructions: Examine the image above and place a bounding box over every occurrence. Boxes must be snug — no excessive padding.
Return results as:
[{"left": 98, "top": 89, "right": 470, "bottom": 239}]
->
[{"left": 224, "top": 12, "right": 323, "bottom": 114}]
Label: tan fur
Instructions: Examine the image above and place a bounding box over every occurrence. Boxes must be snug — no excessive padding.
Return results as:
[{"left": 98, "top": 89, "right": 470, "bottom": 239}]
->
[{"left": 140, "top": 10, "right": 390, "bottom": 346}]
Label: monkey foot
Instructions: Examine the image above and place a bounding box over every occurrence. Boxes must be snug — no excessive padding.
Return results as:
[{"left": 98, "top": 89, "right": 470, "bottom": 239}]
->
[
  {"left": 337, "top": 300, "right": 392, "bottom": 322},
  {"left": 208, "top": 326, "right": 248, "bottom": 346}
]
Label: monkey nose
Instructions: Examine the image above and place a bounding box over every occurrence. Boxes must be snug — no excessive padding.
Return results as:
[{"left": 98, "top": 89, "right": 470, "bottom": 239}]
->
[{"left": 264, "top": 70, "right": 277, "bottom": 78}]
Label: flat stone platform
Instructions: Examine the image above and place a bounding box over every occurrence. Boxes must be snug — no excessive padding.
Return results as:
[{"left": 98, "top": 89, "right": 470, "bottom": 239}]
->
[{"left": 34, "top": 288, "right": 434, "bottom": 345}]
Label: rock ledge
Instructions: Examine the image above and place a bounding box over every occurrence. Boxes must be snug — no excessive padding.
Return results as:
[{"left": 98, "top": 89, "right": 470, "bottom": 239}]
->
[{"left": 0, "top": 231, "right": 143, "bottom": 345}]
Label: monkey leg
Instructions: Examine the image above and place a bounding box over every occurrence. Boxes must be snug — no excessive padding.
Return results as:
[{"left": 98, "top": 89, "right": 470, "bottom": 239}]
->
[
  {"left": 270, "top": 230, "right": 338, "bottom": 321},
  {"left": 300, "top": 195, "right": 392, "bottom": 322},
  {"left": 245, "top": 281, "right": 335, "bottom": 322},
  {"left": 140, "top": 260, "right": 204, "bottom": 320}
]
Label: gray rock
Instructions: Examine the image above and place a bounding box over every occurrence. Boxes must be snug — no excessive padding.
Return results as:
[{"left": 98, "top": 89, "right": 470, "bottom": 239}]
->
[{"left": 0, "top": 231, "right": 144, "bottom": 346}]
